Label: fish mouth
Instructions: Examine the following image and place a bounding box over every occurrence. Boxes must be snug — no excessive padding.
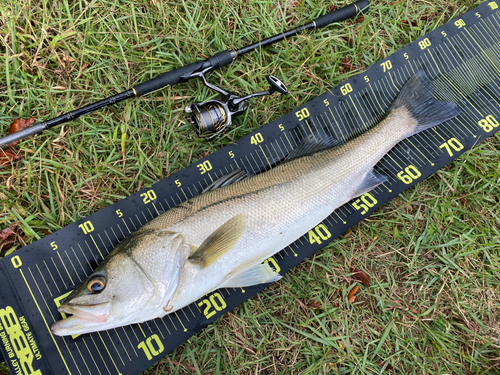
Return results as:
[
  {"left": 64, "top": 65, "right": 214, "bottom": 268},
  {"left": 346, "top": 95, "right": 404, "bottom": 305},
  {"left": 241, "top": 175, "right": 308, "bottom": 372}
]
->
[
  {"left": 58, "top": 302, "right": 111, "bottom": 323},
  {"left": 51, "top": 302, "right": 112, "bottom": 336}
]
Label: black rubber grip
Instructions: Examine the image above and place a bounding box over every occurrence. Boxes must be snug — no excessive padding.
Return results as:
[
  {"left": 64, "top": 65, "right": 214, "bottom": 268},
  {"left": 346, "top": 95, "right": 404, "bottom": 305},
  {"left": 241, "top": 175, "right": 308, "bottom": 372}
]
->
[
  {"left": 133, "top": 60, "right": 208, "bottom": 97},
  {"left": 208, "top": 50, "right": 235, "bottom": 69},
  {"left": 314, "top": 0, "right": 369, "bottom": 29}
]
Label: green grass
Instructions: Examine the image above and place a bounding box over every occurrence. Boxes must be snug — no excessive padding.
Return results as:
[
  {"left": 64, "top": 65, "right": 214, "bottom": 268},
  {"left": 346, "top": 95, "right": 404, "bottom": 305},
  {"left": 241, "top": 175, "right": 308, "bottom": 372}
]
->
[{"left": 1, "top": 0, "right": 499, "bottom": 374}]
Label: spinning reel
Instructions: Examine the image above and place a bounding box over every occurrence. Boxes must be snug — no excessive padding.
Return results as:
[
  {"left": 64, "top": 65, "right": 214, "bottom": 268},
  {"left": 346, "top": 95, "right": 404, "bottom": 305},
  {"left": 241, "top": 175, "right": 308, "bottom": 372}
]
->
[{"left": 186, "top": 72, "right": 289, "bottom": 139}]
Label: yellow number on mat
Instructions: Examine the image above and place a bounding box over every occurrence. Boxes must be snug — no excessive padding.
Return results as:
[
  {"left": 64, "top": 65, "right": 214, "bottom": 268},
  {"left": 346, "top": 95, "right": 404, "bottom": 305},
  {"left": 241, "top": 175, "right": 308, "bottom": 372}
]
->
[
  {"left": 197, "top": 160, "right": 213, "bottom": 175},
  {"left": 295, "top": 108, "right": 310, "bottom": 121},
  {"left": 439, "top": 137, "right": 464, "bottom": 157},
  {"left": 141, "top": 189, "right": 157, "bottom": 204},
  {"left": 352, "top": 193, "right": 378, "bottom": 215},
  {"left": 308, "top": 224, "right": 331, "bottom": 245},
  {"left": 478, "top": 115, "right": 499, "bottom": 132},
  {"left": 265, "top": 257, "right": 281, "bottom": 273},
  {"left": 341, "top": 83, "right": 353, "bottom": 96},
  {"left": 380, "top": 60, "right": 392, "bottom": 72},
  {"left": 251, "top": 133, "right": 264, "bottom": 145},
  {"left": 397, "top": 165, "right": 422, "bottom": 184},
  {"left": 419, "top": 38, "right": 431, "bottom": 50},
  {"left": 198, "top": 293, "right": 227, "bottom": 319},
  {"left": 137, "top": 334, "right": 164, "bottom": 361},
  {"left": 78, "top": 221, "right": 94, "bottom": 234},
  {"left": 11, "top": 256, "right": 22, "bottom": 269}
]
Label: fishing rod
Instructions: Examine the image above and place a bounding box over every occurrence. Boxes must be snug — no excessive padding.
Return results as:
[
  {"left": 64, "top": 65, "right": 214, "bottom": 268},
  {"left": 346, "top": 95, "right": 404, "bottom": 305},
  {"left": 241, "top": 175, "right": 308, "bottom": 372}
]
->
[{"left": 0, "top": 0, "right": 369, "bottom": 146}]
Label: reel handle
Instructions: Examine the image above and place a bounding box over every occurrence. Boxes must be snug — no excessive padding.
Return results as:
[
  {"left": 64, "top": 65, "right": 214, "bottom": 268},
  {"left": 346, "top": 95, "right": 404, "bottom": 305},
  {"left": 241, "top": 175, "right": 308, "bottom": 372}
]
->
[{"left": 231, "top": 76, "right": 288, "bottom": 107}]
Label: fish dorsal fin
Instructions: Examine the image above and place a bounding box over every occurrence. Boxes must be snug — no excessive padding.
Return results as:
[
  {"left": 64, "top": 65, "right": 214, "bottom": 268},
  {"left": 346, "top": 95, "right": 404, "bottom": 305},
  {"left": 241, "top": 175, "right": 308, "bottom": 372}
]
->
[
  {"left": 285, "top": 133, "right": 340, "bottom": 161},
  {"left": 353, "top": 169, "right": 388, "bottom": 197},
  {"left": 202, "top": 169, "right": 251, "bottom": 193},
  {"left": 189, "top": 215, "right": 246, "bottom": 268}
]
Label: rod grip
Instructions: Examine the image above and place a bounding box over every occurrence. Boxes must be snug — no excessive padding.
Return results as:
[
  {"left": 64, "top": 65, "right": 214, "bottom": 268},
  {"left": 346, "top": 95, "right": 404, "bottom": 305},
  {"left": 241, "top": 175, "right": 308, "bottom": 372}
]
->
[
  {"left": 208, "top": 50, "right": 236, "bottom": 69},
  {"left": 314, "top": 0, "right": 369, "bottom": 29},
  {"left": 133, "top": 60, "right": 208, "bottom": 97}
]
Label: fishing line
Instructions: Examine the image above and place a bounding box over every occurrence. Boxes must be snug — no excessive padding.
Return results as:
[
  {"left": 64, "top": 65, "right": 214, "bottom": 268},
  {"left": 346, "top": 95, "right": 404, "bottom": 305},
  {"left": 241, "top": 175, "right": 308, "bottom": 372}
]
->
[{"left": 1, "top": 2, "right": 499, "bottom": 374}]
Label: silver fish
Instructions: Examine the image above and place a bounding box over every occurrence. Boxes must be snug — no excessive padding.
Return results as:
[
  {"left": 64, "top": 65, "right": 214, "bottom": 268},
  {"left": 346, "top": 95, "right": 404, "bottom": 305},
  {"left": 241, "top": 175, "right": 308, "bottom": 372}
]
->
[{"left": 51, "top": 72, "right": 459, "bottom": 336}]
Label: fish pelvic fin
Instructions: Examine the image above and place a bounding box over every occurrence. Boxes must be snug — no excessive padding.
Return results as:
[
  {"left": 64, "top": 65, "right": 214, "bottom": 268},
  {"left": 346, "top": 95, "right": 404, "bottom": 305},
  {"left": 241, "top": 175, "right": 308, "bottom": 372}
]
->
[
  {"left": 390, "top": 71, "right": 460, "bottom": 135},
  {"left": 221, "top": 262, "right": 282, "bottom": 288},
  {"left": 189, "top": 215, "right": 246, "bottom": 268}
]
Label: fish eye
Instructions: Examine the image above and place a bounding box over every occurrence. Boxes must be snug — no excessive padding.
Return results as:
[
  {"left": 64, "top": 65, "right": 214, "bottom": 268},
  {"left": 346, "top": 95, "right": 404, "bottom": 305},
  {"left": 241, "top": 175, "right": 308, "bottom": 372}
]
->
[{"left": 87, "top": 276, "right": 106, "bottom": 293}]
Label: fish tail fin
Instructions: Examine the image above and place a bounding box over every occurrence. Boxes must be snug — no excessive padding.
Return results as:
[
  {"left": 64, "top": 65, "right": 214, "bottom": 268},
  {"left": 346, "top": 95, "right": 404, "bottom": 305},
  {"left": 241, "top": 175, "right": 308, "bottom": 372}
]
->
[{"left": 390, "top": 71, "right": 459, "bottom": 135}]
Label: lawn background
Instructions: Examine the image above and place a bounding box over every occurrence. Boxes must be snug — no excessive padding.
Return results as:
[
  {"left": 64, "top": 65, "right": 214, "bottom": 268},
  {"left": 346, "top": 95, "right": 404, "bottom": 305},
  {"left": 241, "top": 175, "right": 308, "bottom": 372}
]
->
[{"left": 0, "top": 0, "right": 499, "bottom": 374}]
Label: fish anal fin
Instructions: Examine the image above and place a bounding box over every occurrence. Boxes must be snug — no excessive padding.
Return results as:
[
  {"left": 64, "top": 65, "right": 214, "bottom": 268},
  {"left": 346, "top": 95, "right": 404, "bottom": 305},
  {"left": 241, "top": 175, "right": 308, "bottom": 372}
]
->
[
  {"left": 189, "top": 215, "right": 246, "bottom": 268},
  {"left": 221, "top": 262, "right": 282, "bottom": 288},
  {"left": 353, "top": 169, "right": 388, "bottom": 198}
]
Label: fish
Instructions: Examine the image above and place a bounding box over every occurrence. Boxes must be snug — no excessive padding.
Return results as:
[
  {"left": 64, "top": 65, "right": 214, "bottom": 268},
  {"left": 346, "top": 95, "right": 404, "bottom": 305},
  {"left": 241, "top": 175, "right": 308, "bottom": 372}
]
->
[{"left": 51, "top": 72, "right": 459, "bottom": 336}]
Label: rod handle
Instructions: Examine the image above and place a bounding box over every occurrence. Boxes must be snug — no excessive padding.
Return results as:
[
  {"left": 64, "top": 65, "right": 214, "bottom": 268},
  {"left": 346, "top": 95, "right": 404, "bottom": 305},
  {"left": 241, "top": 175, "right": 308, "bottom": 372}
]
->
[
  {"left": 314, "top": 0, "right": 369, "bottom": 29},
  {"left": 132, "top": 50, "right": 235, "bottom": 97}
]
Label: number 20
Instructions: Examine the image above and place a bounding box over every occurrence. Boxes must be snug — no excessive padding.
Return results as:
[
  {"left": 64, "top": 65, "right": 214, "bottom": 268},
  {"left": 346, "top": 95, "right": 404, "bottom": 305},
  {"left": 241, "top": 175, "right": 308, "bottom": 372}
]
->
[
  {"left": 198, "top": 293, "right": 227, "bottom": 319},
  {"left": 141, "top": 189, "right": 157, "bottom": 204}
]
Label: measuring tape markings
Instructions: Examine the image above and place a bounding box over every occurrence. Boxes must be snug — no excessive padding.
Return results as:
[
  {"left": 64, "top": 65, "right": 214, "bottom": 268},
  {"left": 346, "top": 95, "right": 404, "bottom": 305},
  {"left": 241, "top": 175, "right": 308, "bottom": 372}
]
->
[{"left": 1, "top": 2, "right": 500, "bottom": 375}]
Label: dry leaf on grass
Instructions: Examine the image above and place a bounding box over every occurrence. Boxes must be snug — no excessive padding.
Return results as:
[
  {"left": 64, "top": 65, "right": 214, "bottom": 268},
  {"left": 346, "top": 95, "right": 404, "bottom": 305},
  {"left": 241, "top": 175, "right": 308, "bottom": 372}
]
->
[
  {"left": 347, "top": 285, "right": 360, "bottom": 303},
  {"left": 376, "top": 360, "right": 394, "bottom": 370},
  {"left": 351, "top": 266, "right": 371, "bottom": 287},
  {"left": 6, "top": 117, "right": 35, "bottom": 147},
  {"left": 9, "top": 117, "right": 35, "bottom": 134},
  {"left": 0, "top": 224, "right": 18, "bottom": 242},
  {"left": 0, "top": 149, "right": 22, "bottom": 167},
  {"left": 309, "top": 299, "right": 321, "bottom": 308}
]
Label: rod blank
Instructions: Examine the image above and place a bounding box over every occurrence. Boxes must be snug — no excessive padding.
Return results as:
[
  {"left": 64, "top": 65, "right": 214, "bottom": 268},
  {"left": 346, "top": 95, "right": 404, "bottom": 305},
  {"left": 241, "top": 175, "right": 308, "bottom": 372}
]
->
[{"left": 0, "top": 0, "right": 369, "bottom": 147}]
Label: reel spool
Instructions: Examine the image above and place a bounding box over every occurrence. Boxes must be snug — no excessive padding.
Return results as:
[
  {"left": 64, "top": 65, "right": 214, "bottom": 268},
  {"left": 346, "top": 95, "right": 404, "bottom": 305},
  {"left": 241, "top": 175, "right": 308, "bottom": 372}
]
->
[{"left": 186, "top": 74, "right": 288, "bottom": 139}]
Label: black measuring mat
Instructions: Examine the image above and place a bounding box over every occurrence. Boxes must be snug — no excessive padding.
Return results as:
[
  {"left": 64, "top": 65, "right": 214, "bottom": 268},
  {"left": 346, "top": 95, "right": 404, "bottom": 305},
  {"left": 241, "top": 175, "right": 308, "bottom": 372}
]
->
[{"left": 1, "top": 2, "right": 500, "bottom": 374}]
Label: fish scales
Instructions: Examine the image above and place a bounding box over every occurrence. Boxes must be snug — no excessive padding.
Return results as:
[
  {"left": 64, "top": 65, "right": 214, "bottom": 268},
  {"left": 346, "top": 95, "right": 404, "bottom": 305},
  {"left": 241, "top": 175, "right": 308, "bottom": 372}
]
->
[
  {"left": 146, "top": 108, "right": 419, "bottom": 310},
  {"left": 51, "top": 72, "right": 460, "bottom": 336}
]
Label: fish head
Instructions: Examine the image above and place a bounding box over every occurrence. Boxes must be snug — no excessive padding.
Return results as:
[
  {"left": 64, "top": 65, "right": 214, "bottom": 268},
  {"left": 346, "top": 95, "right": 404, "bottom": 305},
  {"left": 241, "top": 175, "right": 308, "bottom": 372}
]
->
[{"left": 51, "top": 230, "right": 190, "bottom": 336}]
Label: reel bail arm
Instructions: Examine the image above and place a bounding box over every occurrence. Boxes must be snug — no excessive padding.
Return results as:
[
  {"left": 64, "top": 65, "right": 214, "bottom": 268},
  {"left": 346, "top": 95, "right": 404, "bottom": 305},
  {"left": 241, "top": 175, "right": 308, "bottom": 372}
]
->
[{"left": 186, "top": 75, "right": 289, "bottom": 139}]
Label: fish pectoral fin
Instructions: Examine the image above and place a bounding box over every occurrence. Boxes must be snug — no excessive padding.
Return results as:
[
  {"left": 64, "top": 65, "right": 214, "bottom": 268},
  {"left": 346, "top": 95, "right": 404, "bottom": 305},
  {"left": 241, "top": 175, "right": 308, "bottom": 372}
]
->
[
  {"left": 189, "top": 215, "right": 246, "bottom": 268},
  {"left": 353, "top": 169, "right": 388, "bottom": 198},
  {"left": 221, "top": 263, "right": 282, "bottom": 288}
]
